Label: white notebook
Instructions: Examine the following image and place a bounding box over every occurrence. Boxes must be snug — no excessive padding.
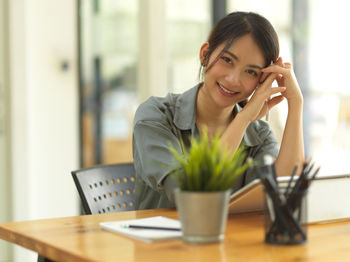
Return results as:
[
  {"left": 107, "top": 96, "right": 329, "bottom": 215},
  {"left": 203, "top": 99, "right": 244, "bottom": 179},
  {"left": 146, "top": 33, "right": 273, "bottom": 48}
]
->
[{"left": 100, "top": 216, "right": 182, "bottom": 243}]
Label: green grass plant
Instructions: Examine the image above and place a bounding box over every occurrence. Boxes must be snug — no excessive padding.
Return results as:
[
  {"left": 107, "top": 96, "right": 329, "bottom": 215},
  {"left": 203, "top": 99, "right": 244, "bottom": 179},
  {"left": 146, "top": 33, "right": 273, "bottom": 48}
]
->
[{"left": 169, "top": 129, "right": 253, "bottom": 191}]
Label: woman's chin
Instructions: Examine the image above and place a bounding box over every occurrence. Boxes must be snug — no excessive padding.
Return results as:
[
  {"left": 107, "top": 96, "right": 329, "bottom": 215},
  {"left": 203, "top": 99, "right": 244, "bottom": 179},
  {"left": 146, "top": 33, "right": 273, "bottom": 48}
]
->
[{"left": 213, "top": 97, "right": 238, "bottom": 109}]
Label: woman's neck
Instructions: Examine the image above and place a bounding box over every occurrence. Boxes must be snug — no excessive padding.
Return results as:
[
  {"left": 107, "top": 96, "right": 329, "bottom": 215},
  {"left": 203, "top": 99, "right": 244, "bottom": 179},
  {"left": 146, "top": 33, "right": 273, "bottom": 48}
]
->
[{"left": 196, "top": 84, "right": 235, "bottom": 137}]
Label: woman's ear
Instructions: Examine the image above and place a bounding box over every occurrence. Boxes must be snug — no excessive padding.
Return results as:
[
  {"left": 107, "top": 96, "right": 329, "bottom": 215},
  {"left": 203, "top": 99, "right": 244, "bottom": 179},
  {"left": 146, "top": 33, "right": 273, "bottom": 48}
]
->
[{"left": 199, "top": 42, "right": 210, "bottom": 66}]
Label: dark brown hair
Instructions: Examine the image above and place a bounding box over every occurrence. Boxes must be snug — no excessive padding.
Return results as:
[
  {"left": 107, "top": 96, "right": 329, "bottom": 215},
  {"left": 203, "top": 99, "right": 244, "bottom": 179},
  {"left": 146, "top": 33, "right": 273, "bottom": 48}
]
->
[
  {"left": 199, "top": 12, "right": 279, "bottom": 107},
  {"left": 201, "top": 11, "right": 279, "bottom": 70},
  {"left": 200, "top": 12, "right": 279, "bottom": 105}
]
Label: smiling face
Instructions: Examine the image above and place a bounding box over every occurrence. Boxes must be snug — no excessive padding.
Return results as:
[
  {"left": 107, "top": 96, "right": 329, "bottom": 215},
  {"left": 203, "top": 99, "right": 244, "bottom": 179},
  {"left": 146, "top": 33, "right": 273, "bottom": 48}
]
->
[{"left": 200, "top": 34, "right": 266, "bottom": 109}]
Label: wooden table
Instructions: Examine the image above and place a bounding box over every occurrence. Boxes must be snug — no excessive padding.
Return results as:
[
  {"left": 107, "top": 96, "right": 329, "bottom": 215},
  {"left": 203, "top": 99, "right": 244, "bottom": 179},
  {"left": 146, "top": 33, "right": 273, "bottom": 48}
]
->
[{"left": 1, "top": 208, "right": 350, "bottom": 262}]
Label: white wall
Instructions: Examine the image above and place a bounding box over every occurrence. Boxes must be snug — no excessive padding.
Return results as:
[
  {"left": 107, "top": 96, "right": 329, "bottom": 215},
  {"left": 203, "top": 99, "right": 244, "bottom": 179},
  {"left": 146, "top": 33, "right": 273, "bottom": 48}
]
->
[
  {"left": 9, "top": 0, "right": 79, "bottom": 261},
  {"left": 0, "top": 0, "right": 13, "bottom": 261}
]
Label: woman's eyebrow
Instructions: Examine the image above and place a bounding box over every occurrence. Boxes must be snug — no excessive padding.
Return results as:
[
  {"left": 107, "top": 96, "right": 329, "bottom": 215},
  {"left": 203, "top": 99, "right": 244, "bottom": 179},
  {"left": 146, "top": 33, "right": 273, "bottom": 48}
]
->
[
  {"left": 223, "top": 50, "right": 263, "bottom": 70},
  {"left": 223, "top": 50, "right": 239, "bottom": 61},
  {"left": 248, "top": 64, "right": 263, "bottom": 70}
]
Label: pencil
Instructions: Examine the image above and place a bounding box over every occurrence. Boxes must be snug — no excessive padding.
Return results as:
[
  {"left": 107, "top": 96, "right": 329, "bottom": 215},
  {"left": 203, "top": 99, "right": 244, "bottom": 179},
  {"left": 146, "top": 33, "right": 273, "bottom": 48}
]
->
[{"left": 121, "top": 224, "right": 181, "bottom": 231}]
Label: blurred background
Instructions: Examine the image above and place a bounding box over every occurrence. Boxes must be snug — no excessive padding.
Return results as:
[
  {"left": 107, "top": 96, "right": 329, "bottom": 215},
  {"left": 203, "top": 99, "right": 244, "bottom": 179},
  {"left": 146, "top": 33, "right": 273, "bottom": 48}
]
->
[{"left": 1, "top": 0, "right": 350, "bottom": 261}]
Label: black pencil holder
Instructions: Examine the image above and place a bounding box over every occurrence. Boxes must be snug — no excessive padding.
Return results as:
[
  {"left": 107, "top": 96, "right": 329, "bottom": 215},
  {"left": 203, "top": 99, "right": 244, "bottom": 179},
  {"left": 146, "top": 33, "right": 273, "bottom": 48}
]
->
[{"left": 264, "top": 188, "right": 308, "bottom": 245}]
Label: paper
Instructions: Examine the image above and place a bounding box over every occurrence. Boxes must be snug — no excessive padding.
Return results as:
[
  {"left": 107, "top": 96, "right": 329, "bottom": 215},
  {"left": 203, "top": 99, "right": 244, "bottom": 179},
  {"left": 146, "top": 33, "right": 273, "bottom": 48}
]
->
[{"left": 100, "top": 216, "right": 182, "bottom": 243}]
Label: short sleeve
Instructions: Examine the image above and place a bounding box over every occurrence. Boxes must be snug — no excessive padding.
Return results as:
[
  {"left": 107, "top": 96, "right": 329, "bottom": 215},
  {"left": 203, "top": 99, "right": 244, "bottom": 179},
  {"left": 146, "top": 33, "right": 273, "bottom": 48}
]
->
[
  {"left": 244, "top": 124, "right": 279, "bottom": 184},
  {"left": 133, "top": 119, "right": 182, "bottom": 199}
]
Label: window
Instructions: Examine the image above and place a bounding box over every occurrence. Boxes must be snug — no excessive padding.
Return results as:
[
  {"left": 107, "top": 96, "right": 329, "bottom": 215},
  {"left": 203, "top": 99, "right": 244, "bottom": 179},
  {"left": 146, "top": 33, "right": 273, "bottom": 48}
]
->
[
  {"left": 309, "top": 0, "right": 350, "bottom": 175},
  {"left": 79, "top": 0, "right": 211, "bottom": 166},
  {"left": 79, "top": 0, "right": 138, "bottom": 166},
  {"left": 166, "top": 0, "right": 211, "bottom": 93}
]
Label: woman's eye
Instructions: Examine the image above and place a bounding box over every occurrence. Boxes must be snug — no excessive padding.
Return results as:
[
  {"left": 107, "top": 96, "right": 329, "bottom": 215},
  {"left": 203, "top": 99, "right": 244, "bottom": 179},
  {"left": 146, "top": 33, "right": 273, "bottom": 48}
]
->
[
  {"left": 246, "top": 69, "right": 258, "bottom": 77},
  {"left": 221, "top": 56, "right": 232, "bottom": 64}
]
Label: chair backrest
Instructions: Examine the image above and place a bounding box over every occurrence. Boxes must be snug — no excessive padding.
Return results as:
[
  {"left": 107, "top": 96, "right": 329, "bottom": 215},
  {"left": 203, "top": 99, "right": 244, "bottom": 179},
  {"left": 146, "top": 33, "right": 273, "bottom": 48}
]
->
[{"left": 71, "top": 163, "right": 136, "bottom": 214}]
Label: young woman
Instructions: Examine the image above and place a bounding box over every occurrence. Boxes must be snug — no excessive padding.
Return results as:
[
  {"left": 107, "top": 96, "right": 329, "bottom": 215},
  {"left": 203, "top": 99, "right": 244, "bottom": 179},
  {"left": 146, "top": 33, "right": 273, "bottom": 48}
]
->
[{"left": 133, "top": 12, "right": 304, "bottom": 210}]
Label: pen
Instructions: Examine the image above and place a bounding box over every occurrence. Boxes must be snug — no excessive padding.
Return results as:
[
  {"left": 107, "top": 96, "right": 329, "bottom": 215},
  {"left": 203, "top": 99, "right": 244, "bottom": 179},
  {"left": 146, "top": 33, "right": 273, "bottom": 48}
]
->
[
  {"left": 121, "top": 224, "right": 181, "bottom": 231},
  {"left": 285, "top": 165, "right": 298, "bottom": 196}
]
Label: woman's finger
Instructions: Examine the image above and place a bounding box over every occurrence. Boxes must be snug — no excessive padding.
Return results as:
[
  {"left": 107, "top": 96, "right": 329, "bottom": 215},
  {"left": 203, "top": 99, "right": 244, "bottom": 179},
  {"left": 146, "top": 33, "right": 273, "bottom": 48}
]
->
[
  {"left": 267, "top": 86, "right": 286, "bottom": 96},
  {"left": 259, "top": 72, "right": 277, "bottom": 89},
  {"left": 255, "top": 95, "right": 284, "bottom": 120},
  {"left": 259, "top": 72, "right": 269, "bottom": 83},
  {"left": 267, "top": 95, "right": 284, "bottom": 109},
  {"left": 260, "top": 58, "right": 286, "bottom": 83},
  {"left": 261, "top": 64, "right": 289, "bottom": 75},
  {"left": 276, "top": 57, "right": 283, "bottom": 67},
  {"left": 276, "top": 74, "right": 284, "bottom": 86}
]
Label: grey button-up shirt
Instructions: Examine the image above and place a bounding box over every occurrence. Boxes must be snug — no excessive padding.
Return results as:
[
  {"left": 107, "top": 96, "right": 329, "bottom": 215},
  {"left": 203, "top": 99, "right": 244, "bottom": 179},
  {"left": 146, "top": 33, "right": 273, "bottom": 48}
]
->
[{"left": 133, "top": 84, "right": 279, "bottom": 210}]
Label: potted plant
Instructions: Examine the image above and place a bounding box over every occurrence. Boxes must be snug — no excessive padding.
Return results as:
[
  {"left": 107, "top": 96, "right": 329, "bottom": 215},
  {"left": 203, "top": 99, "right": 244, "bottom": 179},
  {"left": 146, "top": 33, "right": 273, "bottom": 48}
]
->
[{"left": 169, "top": 130, "right": 253, "bottom": 244}]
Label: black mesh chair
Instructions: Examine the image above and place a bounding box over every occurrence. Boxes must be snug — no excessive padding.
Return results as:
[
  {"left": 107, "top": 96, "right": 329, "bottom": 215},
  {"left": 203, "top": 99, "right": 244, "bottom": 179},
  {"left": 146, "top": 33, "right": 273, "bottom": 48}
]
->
[
  {"left": 38, "top": 163, "right": 137, "bottom": 262},
  {"left": 71, "top": 162, "right": 136, "bottom": 214}
]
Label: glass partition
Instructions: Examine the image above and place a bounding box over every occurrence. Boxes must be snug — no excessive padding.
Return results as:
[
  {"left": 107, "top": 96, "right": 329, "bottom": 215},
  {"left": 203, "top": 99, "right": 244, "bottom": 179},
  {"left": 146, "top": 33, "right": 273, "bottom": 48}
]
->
[
  {"left": 79, "top": 0, "right": 211, "bottom": 167},
  {"left": 79, "top": 0, "right": 138, "bottom": 166},
  {"left": 166, "top": 0, "right": 211, "bottom": 93}
]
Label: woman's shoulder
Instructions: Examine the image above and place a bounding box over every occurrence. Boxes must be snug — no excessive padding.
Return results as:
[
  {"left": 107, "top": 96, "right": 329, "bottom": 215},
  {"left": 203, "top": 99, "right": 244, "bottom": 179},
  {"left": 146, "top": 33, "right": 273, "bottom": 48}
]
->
[
  {"left": 134, "top": 93, "right": 180, "bottom": 124},
  {"left": 134, "top": 85, "right": 200, "bottom": 129}
]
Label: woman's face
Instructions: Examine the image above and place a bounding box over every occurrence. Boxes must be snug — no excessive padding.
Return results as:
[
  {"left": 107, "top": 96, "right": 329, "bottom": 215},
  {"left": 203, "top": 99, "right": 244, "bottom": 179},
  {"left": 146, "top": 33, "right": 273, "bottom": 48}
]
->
[{"left": 200, "top": 34, "right": 265, "bottom": 109}]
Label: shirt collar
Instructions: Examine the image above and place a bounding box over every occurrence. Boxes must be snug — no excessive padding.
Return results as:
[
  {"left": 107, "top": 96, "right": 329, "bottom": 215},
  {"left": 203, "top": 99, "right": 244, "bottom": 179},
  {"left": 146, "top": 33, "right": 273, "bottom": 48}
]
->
[
  {"left": 173, "top": 84, "right": 199, "bottom": 133},
  {"left": 173, "top": 84, "right": 262, "bottom": 147}
]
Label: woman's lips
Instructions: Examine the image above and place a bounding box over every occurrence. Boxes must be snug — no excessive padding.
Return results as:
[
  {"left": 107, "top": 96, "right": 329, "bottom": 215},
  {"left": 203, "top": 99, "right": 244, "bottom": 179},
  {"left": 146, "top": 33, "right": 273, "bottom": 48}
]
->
[{"left": 217, "top": 82, "right": 239, "bottom": 97}]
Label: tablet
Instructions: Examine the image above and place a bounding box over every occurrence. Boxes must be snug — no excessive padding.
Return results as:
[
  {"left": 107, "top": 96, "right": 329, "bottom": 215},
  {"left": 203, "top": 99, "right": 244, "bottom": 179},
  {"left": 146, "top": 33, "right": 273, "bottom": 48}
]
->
[{"left": 229, "top": 174, "right": 350, "bottom": 223}]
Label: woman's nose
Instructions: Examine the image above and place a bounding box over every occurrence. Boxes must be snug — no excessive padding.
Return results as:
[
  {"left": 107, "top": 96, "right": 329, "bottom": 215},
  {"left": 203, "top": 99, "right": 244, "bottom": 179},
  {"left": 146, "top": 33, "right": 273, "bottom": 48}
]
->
[{"left": 225, "top": 70, "right": 240, "bottom": 85}]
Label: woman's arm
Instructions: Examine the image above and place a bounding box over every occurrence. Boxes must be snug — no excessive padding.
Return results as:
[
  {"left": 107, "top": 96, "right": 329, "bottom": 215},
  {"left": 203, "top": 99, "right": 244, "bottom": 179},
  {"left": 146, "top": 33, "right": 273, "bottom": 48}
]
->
[
  {"left": 222, "top": 58, "right": 304, "bottom": 177},
  {"left": 276, "top": 98, "right": 304, "bottom": 176},
  {"left": 261, "top": 59, "right": 305, "bottom": 176},
  {"left": 133, "top": 120, "right": 182, "bottom": 204},
  {"left": 221, "top": 72, "right": 286, "bottom": 153}
]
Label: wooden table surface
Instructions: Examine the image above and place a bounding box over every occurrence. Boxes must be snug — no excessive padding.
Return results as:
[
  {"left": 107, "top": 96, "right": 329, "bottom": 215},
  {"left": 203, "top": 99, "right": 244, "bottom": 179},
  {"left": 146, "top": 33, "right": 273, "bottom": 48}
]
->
[{"left": 1, "top": 208, "right": 350, "bottom": 262}]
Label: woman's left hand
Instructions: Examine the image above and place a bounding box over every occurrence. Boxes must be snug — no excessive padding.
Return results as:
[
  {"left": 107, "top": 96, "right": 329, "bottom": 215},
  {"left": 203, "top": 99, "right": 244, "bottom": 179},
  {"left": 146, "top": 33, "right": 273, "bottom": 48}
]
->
[{"left": 261, "top": 57, "right": 303, "bottom": 104}]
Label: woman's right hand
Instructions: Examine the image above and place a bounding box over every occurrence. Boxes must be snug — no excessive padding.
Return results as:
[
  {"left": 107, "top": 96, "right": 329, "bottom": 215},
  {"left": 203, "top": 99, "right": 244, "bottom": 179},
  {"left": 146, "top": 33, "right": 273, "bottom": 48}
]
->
[
  {"left": 238, "top": 73, "right": 285, "bottom": 123},
  {"left": 261, "top": 57, "right": 303, "bottom": 104}
]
